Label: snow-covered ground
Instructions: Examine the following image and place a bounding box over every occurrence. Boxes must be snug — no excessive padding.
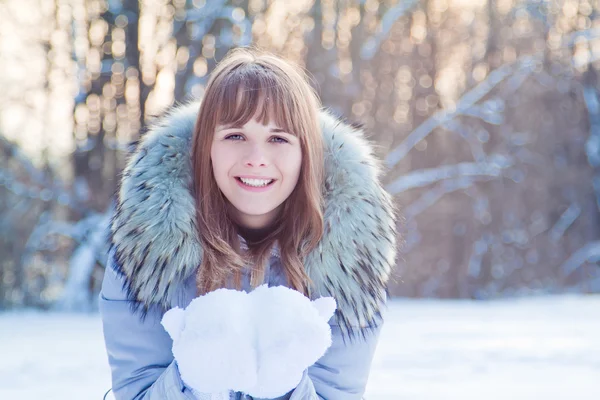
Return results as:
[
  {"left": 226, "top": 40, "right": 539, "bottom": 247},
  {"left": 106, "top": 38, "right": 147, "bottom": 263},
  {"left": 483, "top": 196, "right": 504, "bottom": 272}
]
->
[{"left": 1, "top": 295, "right": 599, "bottom": 400}]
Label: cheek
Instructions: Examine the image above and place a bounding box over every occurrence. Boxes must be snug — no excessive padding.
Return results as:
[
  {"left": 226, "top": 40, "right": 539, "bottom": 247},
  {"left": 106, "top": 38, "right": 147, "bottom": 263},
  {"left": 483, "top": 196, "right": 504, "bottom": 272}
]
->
[
  {"left": 211, "top": 143, "right": 232, "bottom": 168},
  {"left": 210, "top": 146, "right": 218, "bottom": 176},
  {"left": 280, "top": 147, "right": 302, "bottom": 184},
  {"left": 210, "top": 143, "right": 230, "bottom": 185}
]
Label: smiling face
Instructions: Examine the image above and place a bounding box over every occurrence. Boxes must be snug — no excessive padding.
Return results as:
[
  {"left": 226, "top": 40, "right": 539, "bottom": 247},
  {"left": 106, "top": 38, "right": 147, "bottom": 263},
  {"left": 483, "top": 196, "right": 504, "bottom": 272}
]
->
[
  {"left": 211, "top": 113, "right": 302, "bottom": 229},
  {"left": 191, "top": 49, "right": 325, "bottom": 295}
]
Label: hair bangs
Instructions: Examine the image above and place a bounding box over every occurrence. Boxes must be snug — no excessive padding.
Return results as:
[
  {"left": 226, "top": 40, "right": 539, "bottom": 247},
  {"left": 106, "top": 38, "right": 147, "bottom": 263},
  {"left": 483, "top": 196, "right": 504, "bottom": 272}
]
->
[{"left": 214, "top": 63, "right": 298, "bottom": 136}]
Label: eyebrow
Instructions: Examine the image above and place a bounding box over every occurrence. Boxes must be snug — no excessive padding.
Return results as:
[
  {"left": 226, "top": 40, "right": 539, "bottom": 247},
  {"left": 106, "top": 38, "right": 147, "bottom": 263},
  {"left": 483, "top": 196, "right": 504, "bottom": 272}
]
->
[{"left": 217, "top": 123, "right": 289, "bottom": 134}]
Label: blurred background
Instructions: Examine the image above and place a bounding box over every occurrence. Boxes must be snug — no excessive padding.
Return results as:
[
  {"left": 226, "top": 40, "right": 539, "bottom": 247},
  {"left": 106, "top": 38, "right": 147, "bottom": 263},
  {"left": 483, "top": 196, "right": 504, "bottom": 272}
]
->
[{"left": 1, "top": 0, "right": 600, "bottom": 313}]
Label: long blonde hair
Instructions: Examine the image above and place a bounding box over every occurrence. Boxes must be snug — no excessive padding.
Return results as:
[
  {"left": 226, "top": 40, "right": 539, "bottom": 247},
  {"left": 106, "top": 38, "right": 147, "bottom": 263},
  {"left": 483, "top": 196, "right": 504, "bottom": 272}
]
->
[{"left": 191, "top": 47, "right": 324, "bottom": 296}]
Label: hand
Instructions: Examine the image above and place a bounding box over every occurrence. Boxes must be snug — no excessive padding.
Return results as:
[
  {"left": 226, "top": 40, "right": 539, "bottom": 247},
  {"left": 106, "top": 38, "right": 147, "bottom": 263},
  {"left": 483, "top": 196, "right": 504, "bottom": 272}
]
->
[
  {"left": 244, "top": 285, "right": 336, "bottom": 398},
  {"left": 162, "top": 289, "right": 258, "bottom": 395}
]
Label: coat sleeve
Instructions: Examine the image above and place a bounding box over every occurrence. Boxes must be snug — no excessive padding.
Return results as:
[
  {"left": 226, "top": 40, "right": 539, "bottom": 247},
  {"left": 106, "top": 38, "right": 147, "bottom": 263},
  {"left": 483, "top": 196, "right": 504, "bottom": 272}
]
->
[
  {"left": 310, "top": 322, "right": 382, "bottom": 400},
  {"left": 305, "top": 322, "right": 383, "bottom": 400},
  {"left": 99, "top": 254, "right": 199, "bottom": 400}
]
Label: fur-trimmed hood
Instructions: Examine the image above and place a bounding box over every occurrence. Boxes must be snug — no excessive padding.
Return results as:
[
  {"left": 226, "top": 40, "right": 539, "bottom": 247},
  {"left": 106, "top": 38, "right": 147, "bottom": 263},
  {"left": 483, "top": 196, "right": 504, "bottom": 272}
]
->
[{"left": 109, "top": 101, "right": 398, "bottom": 336}]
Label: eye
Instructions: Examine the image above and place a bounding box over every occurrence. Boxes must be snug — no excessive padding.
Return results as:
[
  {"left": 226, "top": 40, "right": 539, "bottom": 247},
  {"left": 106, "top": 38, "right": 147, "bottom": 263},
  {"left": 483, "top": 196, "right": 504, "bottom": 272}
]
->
[
  {"left": 224, "top": 133, "right": 244, "bottom": 141},
  {"left": 270, "top": 136, "right": 289, "bottom": 144}
]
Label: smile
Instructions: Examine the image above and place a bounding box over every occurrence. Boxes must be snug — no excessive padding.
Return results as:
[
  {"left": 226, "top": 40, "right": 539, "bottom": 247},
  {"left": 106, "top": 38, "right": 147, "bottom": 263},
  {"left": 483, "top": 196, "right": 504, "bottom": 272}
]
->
[{"left": 235, "top": 177, "right": 276, "bottom": 192}]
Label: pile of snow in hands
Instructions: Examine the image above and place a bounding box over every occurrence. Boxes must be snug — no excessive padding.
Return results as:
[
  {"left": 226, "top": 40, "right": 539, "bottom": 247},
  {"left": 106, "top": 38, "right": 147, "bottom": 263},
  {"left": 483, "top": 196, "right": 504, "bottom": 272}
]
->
[{"left": 162, "top": 285, "right": 336, "bottom": 398}]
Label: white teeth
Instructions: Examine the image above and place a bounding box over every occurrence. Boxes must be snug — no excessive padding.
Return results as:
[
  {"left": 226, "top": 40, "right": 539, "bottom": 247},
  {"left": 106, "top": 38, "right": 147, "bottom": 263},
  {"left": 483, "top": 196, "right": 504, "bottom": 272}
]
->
[{"left": 239, "top": 178, "right": 273, "bottom": 187}]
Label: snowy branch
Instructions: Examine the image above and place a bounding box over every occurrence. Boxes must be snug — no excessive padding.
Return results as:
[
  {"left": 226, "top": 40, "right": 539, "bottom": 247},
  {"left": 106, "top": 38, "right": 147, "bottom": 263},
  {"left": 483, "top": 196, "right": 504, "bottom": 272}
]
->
[
  {"left": 360, "top": 0, "right": 420, "bottom": 60},
  {"left": 173, "top": 0, "right": 229, "bottom": 41},
  {"left": 53, "top": 207, "right": 112, "bottom": 311},
  {"left": 511, "top": 0, "right": 551, "bottom": 28},
  {"left": 468, "top": 235, "right": 491, "bottom": 278},
  {"left": 385, "top": 154, "right": 513, "bottom": 195},
  {"left": 403, "top": 177, "right": 478, "bottom": 220},
  {"left": 0, "top": 136, "right": 47, "bottom": 185},
  {"left": 561, "top": 241, "right": 600, "bottom": 277},
  {"left": 581, "top": 82, "right": 600, "bottom": 213},
  {"left": 441, "top": 120, "right": 488, "bottom": 162},
  {"left": 0, "top": 137, "right": 89, "bottom": 210},
  {"left": 218, "top": 7, "right": 253, "bottom": 46},
  {"left": 401, "top": 220, "right": 421, "bottom": 252},
  {"left": 583, "top": 85, "right": 600, "bottom": 166},
  {"left": 565, "top": 27, "right": 600, "bottom": 47},
  {"left": 549, "top": 203, "right": 581, "bottom": 243},
  {"left": 22, "top": 213, "right": 93, "bottom": 262},
  {"left": 385, "top": 55, "right": 539, "bottom": 169},
  {"left": 467, "top": 191, "right": 491, "bottom": 225},
  {"left": 0, "top": 167, "right": 84, "bottom": 209},
  {"left": 501, "top": 65, "right": 536, "bottom": 97}
]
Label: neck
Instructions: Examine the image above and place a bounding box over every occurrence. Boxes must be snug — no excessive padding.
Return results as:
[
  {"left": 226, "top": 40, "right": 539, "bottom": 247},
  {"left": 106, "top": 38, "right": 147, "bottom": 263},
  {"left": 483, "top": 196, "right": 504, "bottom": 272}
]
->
[{"left": 236, "top": 223, "right": 275, "bottom": 244}]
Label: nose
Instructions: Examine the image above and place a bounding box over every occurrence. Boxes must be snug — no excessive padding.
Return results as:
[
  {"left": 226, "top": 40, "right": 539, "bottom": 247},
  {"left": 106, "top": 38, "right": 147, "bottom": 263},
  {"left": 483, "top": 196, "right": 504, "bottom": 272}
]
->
[{"left": 243, "top": 143, "right": 269, "bottom": 167}]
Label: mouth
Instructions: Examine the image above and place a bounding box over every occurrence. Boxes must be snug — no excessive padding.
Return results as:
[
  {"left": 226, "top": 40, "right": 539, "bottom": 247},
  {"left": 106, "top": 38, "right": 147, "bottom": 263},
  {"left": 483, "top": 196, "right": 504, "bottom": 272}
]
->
[{"left": 235, "top": 177, "right": 276, "bottom": 191}]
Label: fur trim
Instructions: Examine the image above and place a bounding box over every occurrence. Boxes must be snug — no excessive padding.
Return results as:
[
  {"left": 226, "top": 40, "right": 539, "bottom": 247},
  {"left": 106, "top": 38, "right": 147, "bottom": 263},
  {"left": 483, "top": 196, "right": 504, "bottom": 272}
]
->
[{"left": 110, "top": 101, "right": 398, "bottom": 338}]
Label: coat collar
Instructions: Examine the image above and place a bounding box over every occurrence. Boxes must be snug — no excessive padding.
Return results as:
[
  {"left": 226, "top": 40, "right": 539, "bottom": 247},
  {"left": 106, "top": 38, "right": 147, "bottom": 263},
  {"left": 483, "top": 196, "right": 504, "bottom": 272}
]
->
[{"left": 109, "top": 101, "right": 398, "bottom": 337}]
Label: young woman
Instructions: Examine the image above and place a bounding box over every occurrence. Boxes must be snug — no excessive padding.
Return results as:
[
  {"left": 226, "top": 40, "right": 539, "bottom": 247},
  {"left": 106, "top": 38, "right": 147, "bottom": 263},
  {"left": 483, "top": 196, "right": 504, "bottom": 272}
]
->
[{"left": 100, "top": 47, "right": 398, "bottom": 399}]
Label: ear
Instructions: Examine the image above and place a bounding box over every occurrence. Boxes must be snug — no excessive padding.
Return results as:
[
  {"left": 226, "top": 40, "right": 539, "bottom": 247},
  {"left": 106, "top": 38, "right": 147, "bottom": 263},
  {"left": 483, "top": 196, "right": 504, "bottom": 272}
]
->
[
  {"left": 161, "top": 307, "right": 186, "bottom": 342},
  {"left": 311, "top": 297, "right": 337, "bottom": 322}
]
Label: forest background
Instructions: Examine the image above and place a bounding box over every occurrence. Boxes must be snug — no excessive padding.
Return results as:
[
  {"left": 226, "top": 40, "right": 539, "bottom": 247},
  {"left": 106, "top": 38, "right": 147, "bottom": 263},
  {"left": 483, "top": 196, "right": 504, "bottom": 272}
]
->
[{"left": 1, "top": 0, "right": 600, "bottom": 311}]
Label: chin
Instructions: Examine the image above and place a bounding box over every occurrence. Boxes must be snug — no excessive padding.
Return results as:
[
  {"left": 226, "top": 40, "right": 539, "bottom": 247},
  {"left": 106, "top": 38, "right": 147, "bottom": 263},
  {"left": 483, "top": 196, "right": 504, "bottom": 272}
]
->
[
  {"left": 230, "top": 203, "right": 273, "bottom": 215},
  {"left": 240, "top": 208, "right": 277, "bottom": 217}
]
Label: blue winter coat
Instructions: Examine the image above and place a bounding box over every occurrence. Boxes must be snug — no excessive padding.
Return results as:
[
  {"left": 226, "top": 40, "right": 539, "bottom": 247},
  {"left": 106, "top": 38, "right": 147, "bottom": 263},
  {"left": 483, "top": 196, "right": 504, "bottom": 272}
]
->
[
  {"left": 100, "top": 102, "right": 398, "bottom": 399},
  {"left": 100, "top": 246, "right": 384, "bottom": 399}
]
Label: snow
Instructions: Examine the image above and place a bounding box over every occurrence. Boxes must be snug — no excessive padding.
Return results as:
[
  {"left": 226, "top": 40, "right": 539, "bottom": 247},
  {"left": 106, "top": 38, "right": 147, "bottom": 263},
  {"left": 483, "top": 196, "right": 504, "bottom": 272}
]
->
[
  {"left": 1, "top": 295, "right": 599, "bottom": 400},
  {"left": 367, "top": 295, "right": 600, "bottom": 400},
  {"left": 162, "top": 285, "right": 335, "bottom": 397}
]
